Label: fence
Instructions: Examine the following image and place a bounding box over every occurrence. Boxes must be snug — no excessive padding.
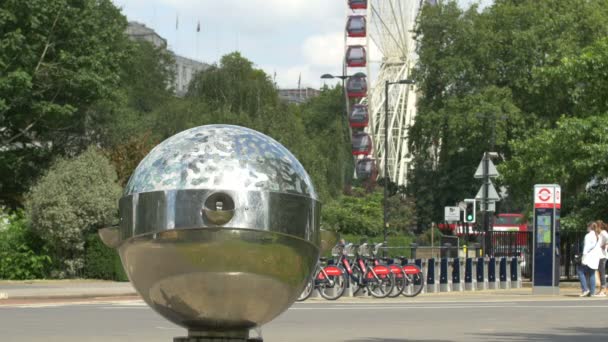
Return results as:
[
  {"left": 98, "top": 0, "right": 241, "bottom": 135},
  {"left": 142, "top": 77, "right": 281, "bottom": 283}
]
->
[
  {"left": 480, "top": 230, "right": 589, "bottom": 280},
  {"left": 328, "top": 256, "right": 523, "bottom": 297},
  {"left": 560, "top": 230, "right": 586, "bottom": 280},
  {"left": 379, "top": 230, "right": 587, "bottom": 281},
  {"left": 482, "top": 230, "right": 588, "bottom": 280},
  {"left": 485, "top": 231, "right": 533, "bottom": 279}
]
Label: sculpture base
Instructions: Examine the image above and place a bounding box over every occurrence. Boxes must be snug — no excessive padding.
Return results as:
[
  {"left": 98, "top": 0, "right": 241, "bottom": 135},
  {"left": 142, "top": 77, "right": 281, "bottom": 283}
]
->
[
  {"left": 174, "top": 337, "right": 262, "bottom": 342},
  {"left": 174, "top": 328, "right": 263, "bottom": 342}
]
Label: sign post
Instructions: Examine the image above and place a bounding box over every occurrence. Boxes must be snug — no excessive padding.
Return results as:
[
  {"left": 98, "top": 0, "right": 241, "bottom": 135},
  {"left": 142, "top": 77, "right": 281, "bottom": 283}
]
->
[
  {"left": 474, "top": 153, "right": 500, "bottom": 256},
  {"left": 532, "top": 184, "right": 561, "bottom": 295},
  {"left": 444, "top": 206, "right": 461, "bottom": 222}
]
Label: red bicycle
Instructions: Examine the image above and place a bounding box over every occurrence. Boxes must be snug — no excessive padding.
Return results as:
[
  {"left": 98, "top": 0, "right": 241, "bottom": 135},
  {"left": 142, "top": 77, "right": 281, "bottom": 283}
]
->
[
  {"left": 397, "top": 257, "right": 424, "bottom": 297},
  {"left": 369, "top": 243, "right": 407, "bottom": 298},
  {"left": 297, "top": 258, "right": 347, "bottom": 301},
  {"left": 336, "top": 243, "right": 395, "bottom": 298}
]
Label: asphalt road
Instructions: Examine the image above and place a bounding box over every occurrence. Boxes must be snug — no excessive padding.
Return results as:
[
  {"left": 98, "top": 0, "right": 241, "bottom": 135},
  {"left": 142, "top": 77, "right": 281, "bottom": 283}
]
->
[{"left": 1, "top": 294, "right": 607, "bottom": 342}]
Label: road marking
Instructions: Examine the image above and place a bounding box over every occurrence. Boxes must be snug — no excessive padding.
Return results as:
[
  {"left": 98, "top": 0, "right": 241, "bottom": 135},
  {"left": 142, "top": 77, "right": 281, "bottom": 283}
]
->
[
  {"left": 290, "top": 304, "right": 608, "bottom": 310},
  {"left": 328, "top": 302, "right": 518, "bottom": 307},
  {"left": 0, "top": 299, "right": 145, "bottom": 309},
  {"left": 155, "top": 326, "right": 181, "bottom": 331}
]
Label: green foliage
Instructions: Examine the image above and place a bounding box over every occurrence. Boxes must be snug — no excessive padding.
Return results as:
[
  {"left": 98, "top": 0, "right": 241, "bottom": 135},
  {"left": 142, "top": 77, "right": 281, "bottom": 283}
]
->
[
  {"left": 26, "top": 147, "right": 122, "bottom": 278},
  {"left": 149, "top": 54, "right": 351, "bottom": 203},
  {"left": 415, "top": 227, "right": 444, "bottom": 247},
  {"left": 409, "top": 0, "right": 608, "bottom": 226},
  {"left": 84, "top": 233, "right": 127, "bottom": 281},
  {"left": 322, "top": 189, "right": 384, "bottom": 236},
  {"left": 93, "top": 40, "right": 176, "bottom": 149},
  {"left": 298, "top": 86, "right": 352, "bottom": 199},
  {"left": 187, "top": 52, "right": 278, "bottom": 115},
  {"left": 0, "top": 0, "right": 131, "bottom": 207},
  {"left": 500, "top": 114, "right": 608, "bottom": 217},
  {"left": 322, "top": 188, "right": 417, "bottom": 237},
  {"left": 0, "top": 210, "right": 52, "bottom": 279}
]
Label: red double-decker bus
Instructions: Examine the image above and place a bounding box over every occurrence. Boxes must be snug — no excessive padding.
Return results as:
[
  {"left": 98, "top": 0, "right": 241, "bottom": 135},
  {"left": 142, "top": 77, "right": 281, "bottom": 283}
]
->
[{"left": 492, "top": 213, "right": 528, "bottom": 232}]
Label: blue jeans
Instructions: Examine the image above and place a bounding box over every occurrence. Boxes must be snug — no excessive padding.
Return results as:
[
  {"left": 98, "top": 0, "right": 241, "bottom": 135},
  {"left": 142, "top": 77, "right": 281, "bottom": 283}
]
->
[{"left": 578, "top": 264, "right": 596, "bottom": 294}]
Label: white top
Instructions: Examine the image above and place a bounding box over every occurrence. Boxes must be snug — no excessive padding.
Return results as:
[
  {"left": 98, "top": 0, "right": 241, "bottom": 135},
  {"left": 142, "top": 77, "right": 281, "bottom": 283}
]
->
[
  {"left": 583, "top": 231, "right": 602, "bottom": 270},
  {"left": 600, "top": 230, "right": 608, "bottom": 259}
]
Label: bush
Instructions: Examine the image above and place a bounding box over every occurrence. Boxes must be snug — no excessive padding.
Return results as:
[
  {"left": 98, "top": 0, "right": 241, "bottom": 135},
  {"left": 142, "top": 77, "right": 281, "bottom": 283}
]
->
[
  {"left": 322, "top": 190, "right": 383, "bottom": 236},
  {"left": 26, "top": 147, "right": 122, "bottom": 278},
  {"left": 0, "top": 210, "right": 52, "bottom": 279},
  {"left": 321, "top": 188, "right": 417, "bottom": 237},
  {"left": 84, "top": 233, "right": 128, "bottom": 281}
]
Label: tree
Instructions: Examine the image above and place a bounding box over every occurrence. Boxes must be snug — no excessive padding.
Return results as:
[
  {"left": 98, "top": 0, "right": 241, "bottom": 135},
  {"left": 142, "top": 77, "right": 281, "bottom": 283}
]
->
[
  {"left": 0, "top": 0, "right": 129, "bottom": 149},
  {"left": 322, "top": 189, "right": 384, "bottom": 236},
  {"left": 26, "top": 147, "right": 122, "bottom": 278},
  {"left": 500, "top": 114, "right": 608, "bottom": 219},
  {"left": 187, "top": 52, "right": 278, "bottom": 116},
  {"left": 92, "top": 40, "right": 176, "bottom": 148},
  {"left": 0, "top": 0, "right": 130, "bottom": 207},
  {"left": 181, "top": 53, "right": 351, "bottom": 203},
  {"left": 409, "top": 0, "right": 608, "bottom": 226},
  {"left": 500, "top": 37, "right": 608, "bottom": 220}
]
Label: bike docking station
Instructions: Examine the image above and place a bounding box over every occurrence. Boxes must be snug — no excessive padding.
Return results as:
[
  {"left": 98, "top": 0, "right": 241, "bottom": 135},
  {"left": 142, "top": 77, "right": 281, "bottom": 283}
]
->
[
  {"left": 532, "top": 184, "right": 561, "bottom": 295},
  {"left": 98, "top": 125, "right": 321, "bottom": 342}
]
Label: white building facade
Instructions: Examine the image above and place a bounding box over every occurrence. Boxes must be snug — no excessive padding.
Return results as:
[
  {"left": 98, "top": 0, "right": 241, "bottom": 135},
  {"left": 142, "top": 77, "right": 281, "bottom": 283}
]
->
[{"left": 126, "top": 22, "right": 209, "bottom": 96}]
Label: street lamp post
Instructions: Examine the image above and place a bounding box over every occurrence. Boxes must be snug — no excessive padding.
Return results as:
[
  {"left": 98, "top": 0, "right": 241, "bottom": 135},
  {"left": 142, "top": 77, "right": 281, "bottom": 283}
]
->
[
  {"left": 383, "top": 79, "right": 415, "bottom": 247},
  {"left": 321, "top": 72, "right": 368, "bottom": 190},
  {"left": 321, "top": 73, "right": 350, "bottom": 123}
]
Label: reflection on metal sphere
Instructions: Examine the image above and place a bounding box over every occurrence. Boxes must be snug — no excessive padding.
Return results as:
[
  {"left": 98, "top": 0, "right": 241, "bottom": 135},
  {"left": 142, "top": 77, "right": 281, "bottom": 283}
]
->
[{"left": 100, "top": 125, "right": 320, "bottom": 341}]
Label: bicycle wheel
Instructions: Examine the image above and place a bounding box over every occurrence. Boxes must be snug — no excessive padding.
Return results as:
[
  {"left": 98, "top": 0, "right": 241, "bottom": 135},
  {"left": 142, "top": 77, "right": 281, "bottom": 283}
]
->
[
  {"left": 387, "top": 266, "right": 406, "bottom": 298},
  {"left": 402, "top": 268, "right": 424, "bottom": 297},
  {"left": 319, "top": 271, "right": 347, "bottom": 300},
  {"left": 349, "top": 267, "right": 365, "bottom": 295},
  {"left": 296, "top": 279, "right": 314, "bottom": 301},
  {"left": 367, "top": 272, "right": 395, "bottom": 298}
]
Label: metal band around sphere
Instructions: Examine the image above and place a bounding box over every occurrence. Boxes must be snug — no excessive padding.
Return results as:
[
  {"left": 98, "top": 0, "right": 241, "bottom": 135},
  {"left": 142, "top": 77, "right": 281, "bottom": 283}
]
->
[{"left": 118, "top": 189, "right": 321, "bottom": 245}]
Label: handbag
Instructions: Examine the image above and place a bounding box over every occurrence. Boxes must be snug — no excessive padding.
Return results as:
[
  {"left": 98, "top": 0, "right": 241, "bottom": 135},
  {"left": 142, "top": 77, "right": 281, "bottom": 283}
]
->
[{"left": 574, "top": 254, "right": 582, "bottom": 265}]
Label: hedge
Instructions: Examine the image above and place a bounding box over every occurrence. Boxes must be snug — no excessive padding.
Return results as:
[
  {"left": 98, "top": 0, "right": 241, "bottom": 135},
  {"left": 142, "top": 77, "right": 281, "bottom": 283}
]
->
[{"left": 84, "top": 233, "right": 128, "bottom": 281}]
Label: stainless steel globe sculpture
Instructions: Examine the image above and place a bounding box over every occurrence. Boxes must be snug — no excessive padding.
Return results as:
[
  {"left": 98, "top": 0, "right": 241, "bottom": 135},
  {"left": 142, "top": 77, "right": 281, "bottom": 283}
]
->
[{"left": 99, "top": 125, "right": 320, "bottom": 341}]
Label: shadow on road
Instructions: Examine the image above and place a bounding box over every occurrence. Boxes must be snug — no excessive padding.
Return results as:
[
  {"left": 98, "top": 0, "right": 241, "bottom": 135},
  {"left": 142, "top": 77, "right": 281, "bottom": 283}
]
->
[
  {"left": 473, "top": 326, "right": 608, "bottom": 341},
  {"left": 345, "top": 338, "right": 453, "bottom": 342}
]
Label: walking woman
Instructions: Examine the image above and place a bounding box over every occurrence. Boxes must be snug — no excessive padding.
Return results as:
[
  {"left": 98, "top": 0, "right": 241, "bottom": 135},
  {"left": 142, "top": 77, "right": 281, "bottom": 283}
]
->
[
  {"left": 596, "top": 221, "right": 608, "bottom": 296},
  {"left": 578, "top": 222, "right": 602, "bottom": 297}
]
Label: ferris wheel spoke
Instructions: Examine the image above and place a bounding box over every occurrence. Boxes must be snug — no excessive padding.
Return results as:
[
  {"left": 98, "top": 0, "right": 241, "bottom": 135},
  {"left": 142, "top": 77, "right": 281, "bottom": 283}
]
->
[{"left": 361, "top": 0, "right": 421, "bottom": 186}]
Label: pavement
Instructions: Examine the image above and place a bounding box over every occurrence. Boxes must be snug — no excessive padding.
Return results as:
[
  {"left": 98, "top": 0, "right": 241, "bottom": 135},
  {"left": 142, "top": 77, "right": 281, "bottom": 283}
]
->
[
  {"left": 1, "top": 288, "right": 607, "bottom": 341},
  {"left": 0, "top": 280, "right": 137, "bottom": 303},
  {"left": 0, "top": 279, "right": 585, "bottom": 303}
]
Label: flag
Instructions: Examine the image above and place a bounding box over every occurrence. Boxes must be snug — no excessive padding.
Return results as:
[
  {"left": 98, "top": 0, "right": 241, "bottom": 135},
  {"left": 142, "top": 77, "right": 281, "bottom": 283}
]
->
[{"left": 197, "top": 20, "right": 200, "bottom": 32}]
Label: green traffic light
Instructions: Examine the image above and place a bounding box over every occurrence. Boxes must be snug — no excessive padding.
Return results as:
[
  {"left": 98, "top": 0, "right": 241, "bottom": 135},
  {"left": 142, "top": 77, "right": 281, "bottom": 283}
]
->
[{"left": 467, "top": 215, "right": 473, "bottom": 221}]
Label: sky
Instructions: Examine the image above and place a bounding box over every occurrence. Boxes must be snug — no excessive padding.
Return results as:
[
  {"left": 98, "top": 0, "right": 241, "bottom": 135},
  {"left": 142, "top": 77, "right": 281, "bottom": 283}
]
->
[{"left": 112, "top": 0, "right": 492, "bottom": 89}]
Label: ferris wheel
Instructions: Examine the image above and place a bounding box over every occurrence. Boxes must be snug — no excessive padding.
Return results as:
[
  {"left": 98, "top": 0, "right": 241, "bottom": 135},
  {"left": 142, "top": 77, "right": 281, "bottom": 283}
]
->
[
  {"left": 366, "top": 0, "right": 421, "bottom": 186},
  {"left": 343, "top": 0, "right": 422, "bottom": 187}
]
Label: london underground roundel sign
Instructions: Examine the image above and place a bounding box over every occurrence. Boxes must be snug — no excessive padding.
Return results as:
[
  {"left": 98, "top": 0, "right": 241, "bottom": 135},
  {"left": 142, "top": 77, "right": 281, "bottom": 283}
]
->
[{"left": 534, "top": 185, "right": 561, "bottom": 209}]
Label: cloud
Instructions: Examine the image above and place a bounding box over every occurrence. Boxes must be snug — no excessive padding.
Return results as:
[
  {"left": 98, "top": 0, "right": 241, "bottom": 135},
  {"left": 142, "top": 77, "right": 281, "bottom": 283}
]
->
[
  {"left": 114, "top": 0, "right": 453, "bottom": 90},
  {"left": 259, "top": 63, "right": 331, "bottom": 89},
  {"left": 302, "top": 32, "right": 345, "bottom": 68},
  {"left": 155, "top": 0, "right": 344, "bottom": 35}
]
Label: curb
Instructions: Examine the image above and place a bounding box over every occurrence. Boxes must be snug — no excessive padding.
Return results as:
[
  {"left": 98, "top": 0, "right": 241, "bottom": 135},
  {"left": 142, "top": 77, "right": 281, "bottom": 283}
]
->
[{"left": 0, "top": 291, "right": 139, "bottom": 302}]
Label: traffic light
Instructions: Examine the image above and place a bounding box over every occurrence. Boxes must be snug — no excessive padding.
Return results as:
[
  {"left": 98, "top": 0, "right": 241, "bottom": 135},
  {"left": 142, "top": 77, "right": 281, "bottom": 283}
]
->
[{"left": 464, "top": 199, "right": 476, "bottom": 223}]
